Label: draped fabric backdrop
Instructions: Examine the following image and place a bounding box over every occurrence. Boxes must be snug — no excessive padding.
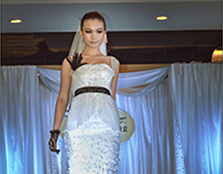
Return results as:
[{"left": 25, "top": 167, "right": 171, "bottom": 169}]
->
[{"left": 1, "top": 63, "right": 222, "bottom": 174}]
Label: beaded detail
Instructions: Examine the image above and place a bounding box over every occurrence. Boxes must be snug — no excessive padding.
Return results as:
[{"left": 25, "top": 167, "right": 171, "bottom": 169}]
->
[
  {"left": 65, "top": 117, "right": 120, "bottom": 174},
  {"left": 70, "top": 62, "right": 114, "bottom": 98}
]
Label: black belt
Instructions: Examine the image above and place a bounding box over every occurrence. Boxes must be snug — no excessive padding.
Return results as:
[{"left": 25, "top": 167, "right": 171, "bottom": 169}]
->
[{"left": 74, "top": 87, "right": 111, "bottom": 97}]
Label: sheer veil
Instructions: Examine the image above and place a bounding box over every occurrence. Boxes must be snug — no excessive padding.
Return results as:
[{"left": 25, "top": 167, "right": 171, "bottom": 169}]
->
[
  {"left": 68, "top": 24, "right": 107, "bottom": 56},
  {"left": 60, "top": 24, "right": 107, "bottom": 136}
]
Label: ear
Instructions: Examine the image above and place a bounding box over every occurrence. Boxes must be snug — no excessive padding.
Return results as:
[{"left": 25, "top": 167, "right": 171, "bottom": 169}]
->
[{"left": 80, "top": 29, "right": 83, "bottom": 37}]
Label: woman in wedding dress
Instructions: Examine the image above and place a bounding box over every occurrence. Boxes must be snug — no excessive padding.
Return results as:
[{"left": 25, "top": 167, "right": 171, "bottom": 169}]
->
[{"left": 49, "top": 11, "right": 121, "bottom": 174}]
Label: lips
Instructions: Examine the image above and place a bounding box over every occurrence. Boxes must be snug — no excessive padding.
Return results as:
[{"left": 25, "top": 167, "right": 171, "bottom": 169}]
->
[{"left": 90, "top": 41, "right": 98, "bottom": 45}]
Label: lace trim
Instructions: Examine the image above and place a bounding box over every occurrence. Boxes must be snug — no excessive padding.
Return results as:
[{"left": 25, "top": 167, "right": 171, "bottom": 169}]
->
[{"left": 64, "top": 119, "right": 120, "bottom": 174}]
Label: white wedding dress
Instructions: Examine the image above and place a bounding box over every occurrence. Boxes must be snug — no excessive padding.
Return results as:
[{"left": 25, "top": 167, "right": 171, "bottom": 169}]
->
[{"left": 62, "top": 56, "right": 120, "bottom": 174}]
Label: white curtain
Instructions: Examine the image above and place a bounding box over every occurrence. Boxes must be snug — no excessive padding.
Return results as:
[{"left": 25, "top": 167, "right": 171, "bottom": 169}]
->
[
  {"left": 1, "top": 66, "right": 44, "bottom": 174},
  {"left": 1, "top": 63, "right": 222, "bottom": 174}
]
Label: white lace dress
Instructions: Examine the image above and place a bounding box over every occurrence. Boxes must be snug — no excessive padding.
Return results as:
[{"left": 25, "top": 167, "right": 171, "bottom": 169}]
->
[{"left": 62, "top": 56, "right": 120, "bottom": 174}]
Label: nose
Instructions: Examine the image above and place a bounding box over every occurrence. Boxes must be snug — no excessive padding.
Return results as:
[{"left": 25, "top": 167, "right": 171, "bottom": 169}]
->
[{"left": 91, "top": 32, "right": 97, "bottom": 40}]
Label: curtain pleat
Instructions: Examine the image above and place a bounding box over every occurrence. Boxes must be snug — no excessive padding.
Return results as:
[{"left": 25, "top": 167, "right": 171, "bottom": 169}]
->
[
  {"left": 1, "top": 66, "right": 44, "bottom": 174},
  {"left": 38, "top": 80, "right": 68, "bottom": 174},
  {"left": 117, "top": 67, "right": 168, "bottom": 96},
  {"left": 168, "top": 63, "right": 222, "bottom": 174}
]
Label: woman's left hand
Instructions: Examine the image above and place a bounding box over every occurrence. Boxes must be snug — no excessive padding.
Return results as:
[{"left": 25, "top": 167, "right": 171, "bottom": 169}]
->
[{"left": 48, "top": 130, "right": 60, "bottom": 154}]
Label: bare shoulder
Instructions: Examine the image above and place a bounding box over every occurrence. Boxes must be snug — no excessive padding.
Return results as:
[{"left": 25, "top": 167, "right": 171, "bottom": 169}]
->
[
  {"left": 99, "top": 55, "right": 112, "bottom": 64},
  {"left": 108, "top": 56, "right": 120, "bottom": 65},
  {"left": 67, "top": 55, "right": 73, "bottom": 62},
  {"left": 61, "top": 57, "right": 71, "bottom": 70},
  {"left": 62, "top": 57, "right": 68, "bottom": 66}
]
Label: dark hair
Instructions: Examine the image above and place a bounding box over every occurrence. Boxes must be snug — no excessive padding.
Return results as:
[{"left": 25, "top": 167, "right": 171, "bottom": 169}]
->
[{"left": 80, "top": 11, "right": 106, "bottom": 30}]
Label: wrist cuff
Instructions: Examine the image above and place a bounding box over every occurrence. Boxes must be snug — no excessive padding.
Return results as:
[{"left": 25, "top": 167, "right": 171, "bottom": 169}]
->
[{"left": 50, "top": 130, "right": 60, "bottom": 134}]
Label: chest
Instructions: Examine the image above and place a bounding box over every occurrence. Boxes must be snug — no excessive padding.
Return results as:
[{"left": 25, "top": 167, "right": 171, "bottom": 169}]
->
[{"left": 71, "top": 63, "right": 114, "bottom": 83}]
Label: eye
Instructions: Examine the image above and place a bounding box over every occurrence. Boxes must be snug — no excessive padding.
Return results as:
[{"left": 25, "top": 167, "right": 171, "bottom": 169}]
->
[
  {"left": 85, "top": 30, "right": 91, "bottom": 33},
  {"left": 97, "top": 30, "right": 103, "bottom": 33}
]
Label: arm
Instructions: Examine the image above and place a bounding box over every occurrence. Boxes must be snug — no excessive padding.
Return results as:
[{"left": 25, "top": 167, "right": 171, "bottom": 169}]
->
[
  {"left": 111, "top": 59, "right": 120, "bottom": 101},
  {"left": 52, "top": 58, "right": 72, "bottom": 130}
]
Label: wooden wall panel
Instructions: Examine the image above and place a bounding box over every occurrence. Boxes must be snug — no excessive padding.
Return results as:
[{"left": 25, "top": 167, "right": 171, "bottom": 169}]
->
[{"left": 1, "top": 30, "right": 221, "bottom": 65}]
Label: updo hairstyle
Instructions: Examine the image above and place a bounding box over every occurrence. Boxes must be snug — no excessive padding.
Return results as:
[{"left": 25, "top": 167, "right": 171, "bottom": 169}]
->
[{"left": 80, "top": 11, "right": 106, "bottom": 31}]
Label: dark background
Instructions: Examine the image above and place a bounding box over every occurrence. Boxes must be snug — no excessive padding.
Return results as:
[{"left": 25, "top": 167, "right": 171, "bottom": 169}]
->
[{"left": 1, "top": 30, "right": 221, "bottom": 65}]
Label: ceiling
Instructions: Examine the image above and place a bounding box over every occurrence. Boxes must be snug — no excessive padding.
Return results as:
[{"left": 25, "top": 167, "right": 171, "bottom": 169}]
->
[{"left": 1, "top": 0, "right": 222, "bottom": 33}]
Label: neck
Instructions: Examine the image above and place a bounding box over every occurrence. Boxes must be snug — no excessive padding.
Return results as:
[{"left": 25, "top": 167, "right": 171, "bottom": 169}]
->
[{"left": 82, "top": 46, "right": 102, "bottom": 56}]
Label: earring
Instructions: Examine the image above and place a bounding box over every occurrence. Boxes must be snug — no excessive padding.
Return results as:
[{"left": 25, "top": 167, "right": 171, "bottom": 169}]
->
[{"left": 105, "top": 33, "right": 108, "bottom": 43}]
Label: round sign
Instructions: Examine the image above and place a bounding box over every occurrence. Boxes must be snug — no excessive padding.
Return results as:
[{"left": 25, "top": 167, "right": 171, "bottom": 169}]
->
[{"left": 119, "top": 109, "right": 135, "bottom": 144}]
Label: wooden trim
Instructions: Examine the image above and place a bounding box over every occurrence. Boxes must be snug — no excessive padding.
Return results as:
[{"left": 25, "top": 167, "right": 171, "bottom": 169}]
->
[
  {"left": 108, "top": 44, "right": 216, "bottom": 50},
  {"left": 38, "top": 64, "right": 171, "bottom": 72}
]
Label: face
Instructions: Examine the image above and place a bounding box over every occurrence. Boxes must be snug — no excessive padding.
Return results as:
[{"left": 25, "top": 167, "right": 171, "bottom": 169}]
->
[{"left": 80, "top": 19, "right": 106, "bottom": 49}]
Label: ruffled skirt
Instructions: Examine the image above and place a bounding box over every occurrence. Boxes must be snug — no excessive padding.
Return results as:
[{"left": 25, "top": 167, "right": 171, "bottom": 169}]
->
[{"left": 64, "top": 116, "right": 120, "bottom": 174}]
